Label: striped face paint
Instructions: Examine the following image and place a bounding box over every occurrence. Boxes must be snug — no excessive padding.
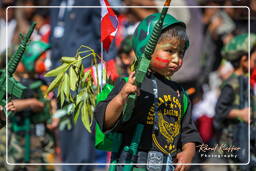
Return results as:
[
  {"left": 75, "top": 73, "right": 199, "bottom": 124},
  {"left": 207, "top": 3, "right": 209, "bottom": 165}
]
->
[
  {"left": 154, "top": 56, "right": 169, "bottom": 69},
  {"left": 151, "top": 56, "right": 170, "bottom": 69}
]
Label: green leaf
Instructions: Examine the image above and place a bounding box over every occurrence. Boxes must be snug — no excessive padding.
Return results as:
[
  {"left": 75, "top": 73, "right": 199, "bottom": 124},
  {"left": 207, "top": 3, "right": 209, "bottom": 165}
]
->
[
  {"left": 69, "top": 93, "right": 74, "bottom": 103},
  {"left": 79, "top": 65, "right": 85, "bottom": 78},
  {"left": 60, "top": 90, "right": 65, "bottom": 108},
  {"left": 76, "top": 89, "right": 86, "bottom": 104},
  {"left": 87, "top": 102, "right": 93, "bottom": 127},
  {"left": 47, "top": 73, "right": 64, "bottom": 93},
  {"left": 81, "top": 104, "right": 91, "bottom": 133},
  {"left": 75, "top": 57, "right": 82, "bottom": 72},
  {"left": 69, "top": 67, "right": 78, "bottom": 91},
  {"left": 57, "top": 83, "right": 62, "bottom": 98},
  {"left": 62, "top": 73, "right": 70, "bottom": 102},
  {"left": 61, "top": 57, "right": 76, "bottom": 63},
  {"left": 44, "top": 63, "right": 69, "bottom": 77},
  {"left": 74, "top": 102, "right": 82, "bottom": 124}
]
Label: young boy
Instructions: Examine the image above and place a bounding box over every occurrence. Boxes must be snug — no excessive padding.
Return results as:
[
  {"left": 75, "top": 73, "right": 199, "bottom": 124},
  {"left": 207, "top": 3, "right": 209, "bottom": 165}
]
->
[
  {"left": 214, "top": 33, "right": 256, "bottom": 170},
  {"left": 6, "top": 41, "right": 55, "bottom": 171},
  {"left": 95, "top": 13, "right": 202, "bottom": 171}
]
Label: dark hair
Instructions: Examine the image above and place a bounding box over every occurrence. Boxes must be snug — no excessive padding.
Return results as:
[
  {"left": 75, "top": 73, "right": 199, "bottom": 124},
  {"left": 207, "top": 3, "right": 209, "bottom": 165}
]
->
[
  {"left": 34, "top": 8, "right": 49, "bottom": 18},
  {"left": 158, "top": 24, "right": 188, "bottom": 56},
  {"left": 251, "top": 44, "right": 256, "bottom": 54},
  {"left": 158, "top": 24, "right": 188, "bottom": 44},
  {"left": 230, "top": 51, "right": 248, "bottom": 69}
]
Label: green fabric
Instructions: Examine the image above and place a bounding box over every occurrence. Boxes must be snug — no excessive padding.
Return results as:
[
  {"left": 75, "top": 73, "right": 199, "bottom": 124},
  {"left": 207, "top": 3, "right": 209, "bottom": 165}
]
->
[
  {"left": 95, "top": 124, "right": 113, "bottom": 151},
  {"left": 96, "top": 84, "right": 114, "bottom": 104},
  {"left": 182, "top": 92, "right": 189, "bottom": 119},
  {"left": 221, "top": 33, "right": 256, "bottom": 61},
  {"left": 95, "top": 77, "right": 127, "bottom": 152},
  {"left": 22, "top": 41, "right": 50, "bottom": 72},
  {"left": 29, "top": 80, "right": 42, "bottom": 89},
  {"left": 95, "top": 77, "right": 188, "bottom": 152},
  {"left": 132, "top": 13, "right": 189, "bottom": 60}
]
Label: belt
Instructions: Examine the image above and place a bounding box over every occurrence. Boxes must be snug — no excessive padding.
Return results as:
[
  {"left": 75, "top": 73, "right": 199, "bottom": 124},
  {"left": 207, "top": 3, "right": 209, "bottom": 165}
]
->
[{"left": 117, "top": 150, "right": 175, "bottom": 171}]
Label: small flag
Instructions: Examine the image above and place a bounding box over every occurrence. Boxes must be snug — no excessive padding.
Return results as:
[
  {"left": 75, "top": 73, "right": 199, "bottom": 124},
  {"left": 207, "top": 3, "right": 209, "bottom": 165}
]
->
[{"left": 100, "top": 0, "right": 118, "bottom": 52}]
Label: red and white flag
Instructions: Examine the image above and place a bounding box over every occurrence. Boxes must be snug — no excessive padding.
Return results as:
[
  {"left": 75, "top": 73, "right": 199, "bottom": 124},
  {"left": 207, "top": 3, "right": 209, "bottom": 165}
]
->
[{"left": 100, "top": 0, "right": 118, "bottom": 52}]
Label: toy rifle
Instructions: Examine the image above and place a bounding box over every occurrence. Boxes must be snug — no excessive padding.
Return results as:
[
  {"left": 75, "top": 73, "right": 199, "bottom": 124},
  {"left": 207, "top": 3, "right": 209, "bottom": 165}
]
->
[
  {"left": 0, "top": 22, "right": 36, "bottom": 118},
  {"left": 122, "top": 0, "right": 172, "bottom": 122}
]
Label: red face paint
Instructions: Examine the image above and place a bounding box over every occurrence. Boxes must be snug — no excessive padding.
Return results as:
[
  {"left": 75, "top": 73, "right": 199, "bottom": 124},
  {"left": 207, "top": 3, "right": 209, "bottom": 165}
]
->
[
  {"left": 151, "top": 56, "right": 169, "bottom": 69},
  {"left": 155, "top": 56, "right": 169, "bottom": 63}
]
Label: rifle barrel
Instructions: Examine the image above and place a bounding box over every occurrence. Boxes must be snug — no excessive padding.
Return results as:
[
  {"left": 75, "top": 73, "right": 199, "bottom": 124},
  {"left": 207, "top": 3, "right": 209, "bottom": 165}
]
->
[{"left": 8, "top": 22, "right": 36, "bottom": 75}]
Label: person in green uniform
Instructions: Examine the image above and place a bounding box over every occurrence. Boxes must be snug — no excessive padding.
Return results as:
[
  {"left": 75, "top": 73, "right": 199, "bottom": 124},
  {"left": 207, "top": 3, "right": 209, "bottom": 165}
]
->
[
  {"left": 214, "top": 33, "right": 256, "bottom": 171},
  {"left": 6, "top": 41, "right": 56, "bottom": 171}
]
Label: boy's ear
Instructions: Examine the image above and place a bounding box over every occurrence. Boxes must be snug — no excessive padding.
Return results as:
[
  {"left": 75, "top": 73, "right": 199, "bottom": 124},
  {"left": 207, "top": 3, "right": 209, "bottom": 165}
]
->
[{"left": 241, "top": 55, "right": 248, "bottom": 63}]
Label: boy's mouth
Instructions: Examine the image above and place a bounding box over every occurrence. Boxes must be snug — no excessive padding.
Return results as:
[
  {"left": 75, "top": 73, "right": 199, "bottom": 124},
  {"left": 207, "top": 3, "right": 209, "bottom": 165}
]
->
[{"left": 168, "top": 65, "right": 178, "bottom": 71}]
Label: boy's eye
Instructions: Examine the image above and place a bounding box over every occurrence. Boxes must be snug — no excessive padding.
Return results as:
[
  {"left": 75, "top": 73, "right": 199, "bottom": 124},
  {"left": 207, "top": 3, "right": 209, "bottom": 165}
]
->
[{"left": 167, "top": 49, "right": 174, "bottom": 53}]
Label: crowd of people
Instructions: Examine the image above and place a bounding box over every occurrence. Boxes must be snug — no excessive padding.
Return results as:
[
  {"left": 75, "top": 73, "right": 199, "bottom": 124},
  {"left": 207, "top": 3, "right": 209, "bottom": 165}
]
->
[{"left": 0, "top": 0, "right": 255, "bottom": 171}]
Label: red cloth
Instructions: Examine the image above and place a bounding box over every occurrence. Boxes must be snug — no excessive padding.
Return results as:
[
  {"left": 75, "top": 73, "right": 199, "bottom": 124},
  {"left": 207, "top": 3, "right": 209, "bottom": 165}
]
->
[
  {"left": 105, "top": 59, "right": 119, "bottom": 81},
  {"left": 197, "top": 115, "right": 214, "bottom": 143},
  {"left": 251, "top": 68, "right": 256, "bottom": 87}
]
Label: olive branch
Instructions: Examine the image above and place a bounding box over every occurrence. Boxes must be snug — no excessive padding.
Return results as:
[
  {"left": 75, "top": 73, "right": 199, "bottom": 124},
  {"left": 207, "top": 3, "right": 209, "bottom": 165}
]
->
[{"left": 45, "top": 45, "right": 104, "bottom": 133}]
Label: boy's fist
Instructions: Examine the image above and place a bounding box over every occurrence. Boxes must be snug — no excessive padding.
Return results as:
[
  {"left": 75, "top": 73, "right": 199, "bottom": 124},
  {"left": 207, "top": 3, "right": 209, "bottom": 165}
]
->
[{"left": 120, "top": 72, "right": 140, "bottom": 100}]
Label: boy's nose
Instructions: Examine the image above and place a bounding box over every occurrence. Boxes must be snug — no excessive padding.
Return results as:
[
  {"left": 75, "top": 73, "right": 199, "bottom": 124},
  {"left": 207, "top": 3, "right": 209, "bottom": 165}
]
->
[{"left": 172, "top": 53, "right": 179, "bottom": 64}]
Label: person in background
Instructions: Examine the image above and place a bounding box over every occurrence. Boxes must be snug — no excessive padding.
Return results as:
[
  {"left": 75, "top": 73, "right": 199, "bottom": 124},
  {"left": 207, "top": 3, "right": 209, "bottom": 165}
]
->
[
  {"left": 214, "top": 34, "right": 256, "bottom": 171},
  {"left": 116, "top": 35, "right": 136, "bottom": 77},
  {"left": 6, "top": 41, "right": 56, "bottom": 171},
  {"left": 0, "top": 0, "right": 16, "bottom": 54},
  {"left": 49, "top": 1, "right": 101, "bottom": 170}
]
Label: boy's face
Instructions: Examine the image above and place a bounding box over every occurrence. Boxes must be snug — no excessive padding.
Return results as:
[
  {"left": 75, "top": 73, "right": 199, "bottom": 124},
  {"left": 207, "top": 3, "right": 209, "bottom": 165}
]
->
[
  {"left": 250, "top": 50, "right": 256, "bottom": 71},
  {"left": 150, "top": 37, "right": 185, "bottom": 77}
]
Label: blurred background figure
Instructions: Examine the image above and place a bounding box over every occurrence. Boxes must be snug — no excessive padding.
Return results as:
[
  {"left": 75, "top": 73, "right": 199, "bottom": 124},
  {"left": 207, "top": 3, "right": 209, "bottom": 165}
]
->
[
  {"left": 116, "top": 35, "right": 135, "bottom": 77},
  {"left": 0, "top": 0, "right": 16, "bottom": 54},
  {"left": 5, "top": 41, "right": 56, "bottom": 171},
  {"left": 49, "top": 1, "right": 101, "bottom": 171},
  {"left": 214, "top": 33, "right": 256, "bottom": 171}
]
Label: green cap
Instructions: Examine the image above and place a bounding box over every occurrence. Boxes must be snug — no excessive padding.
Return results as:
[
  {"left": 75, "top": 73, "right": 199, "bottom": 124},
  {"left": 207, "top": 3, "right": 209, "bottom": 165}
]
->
[
  {"left": 132, "top": 13, "right": 189, "bottom": 60},
  {"left": 222, "top": 33, "right": 256, "bottom": 61},
  {"left": 22, "top": 41, "right": 50, "bottom": 72}
]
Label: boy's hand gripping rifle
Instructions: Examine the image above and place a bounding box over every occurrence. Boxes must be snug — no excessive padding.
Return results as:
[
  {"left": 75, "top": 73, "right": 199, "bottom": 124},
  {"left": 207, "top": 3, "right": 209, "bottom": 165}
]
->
[
  {"left": 0, "top": 22, "right": 36, "bottom": 116},
  {"left": 122, "top": 0, "right": 172, "bottom": 122}
]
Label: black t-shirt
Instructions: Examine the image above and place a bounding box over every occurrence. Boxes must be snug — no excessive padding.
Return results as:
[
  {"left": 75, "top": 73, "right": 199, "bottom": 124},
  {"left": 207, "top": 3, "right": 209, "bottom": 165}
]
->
[{"left": 94, "top": 72, "right": 202, "bottom": 156}]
